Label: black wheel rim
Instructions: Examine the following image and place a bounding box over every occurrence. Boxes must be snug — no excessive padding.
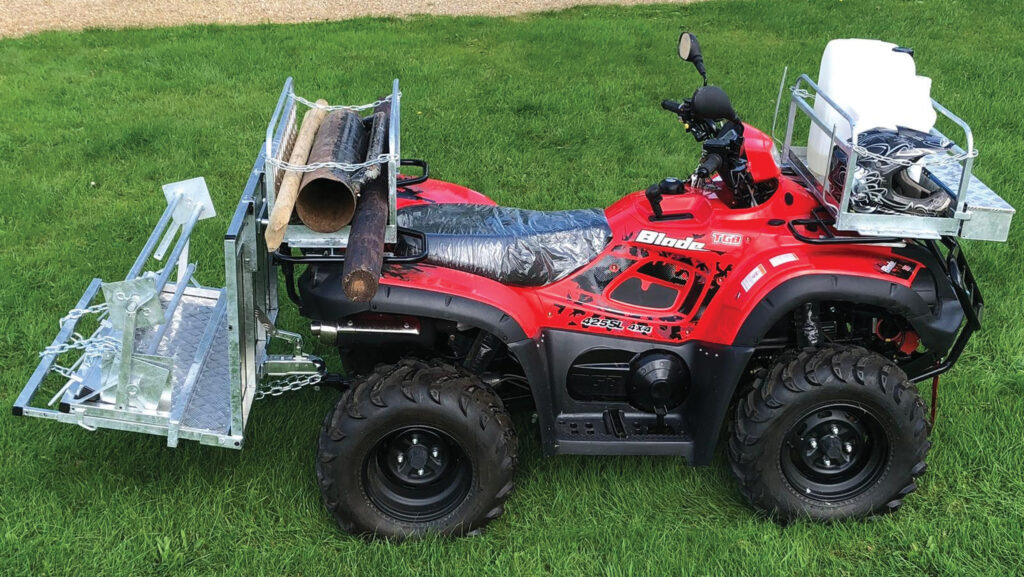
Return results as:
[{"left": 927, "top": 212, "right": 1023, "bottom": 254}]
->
[
  {"left": 363, "top": 426, "right": 473, "bottom": 523},
  {"left": 780, "top": 403, "right": 890, "bottom": 501}
]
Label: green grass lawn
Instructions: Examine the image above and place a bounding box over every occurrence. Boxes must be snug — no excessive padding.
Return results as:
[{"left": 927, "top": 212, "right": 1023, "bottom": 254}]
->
[{"left": 2, "top": 0, "right": 1023, "bottom": 575}]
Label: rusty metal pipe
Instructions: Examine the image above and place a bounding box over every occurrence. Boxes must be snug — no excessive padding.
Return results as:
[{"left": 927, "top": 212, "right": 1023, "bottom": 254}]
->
[{"left": 296, "top": 108, "right": 385, "bottom": 233}]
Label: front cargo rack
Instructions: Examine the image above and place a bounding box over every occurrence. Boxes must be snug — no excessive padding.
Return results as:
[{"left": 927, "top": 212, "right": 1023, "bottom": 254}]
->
[{"left": 776, "top": 72, "right": 1014, "bottom": 242}]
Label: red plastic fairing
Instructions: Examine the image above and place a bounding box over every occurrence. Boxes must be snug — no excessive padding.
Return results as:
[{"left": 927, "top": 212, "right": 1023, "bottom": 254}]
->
[
  {"left": 383, "top": 160, "right": 925, "bottom": 348},
  {"left": 531, "top": 175, "right": 924, "bottom": 346},
  {"left": 396, "top": 177, "right": 496, "bottom": 210},
  {"left": 741, "top": 124, "right": 782, "bottom": 183},
  {"left": 381, "top": 262, "right": 547, "bottom": 338}
]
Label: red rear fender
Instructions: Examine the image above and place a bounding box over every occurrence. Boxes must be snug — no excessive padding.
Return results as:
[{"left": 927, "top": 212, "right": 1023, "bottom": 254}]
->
[
  {"left": 397, "top": 178, "right": 496, "bottom": 210},
  {"left": 381, "top": 262, "right": 544, "bottom": 338}
]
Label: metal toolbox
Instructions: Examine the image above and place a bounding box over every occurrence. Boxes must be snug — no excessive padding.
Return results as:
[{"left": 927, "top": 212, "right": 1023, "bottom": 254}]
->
[{"left": 776, "top": 73, "right": 1015, "bottom": 241}]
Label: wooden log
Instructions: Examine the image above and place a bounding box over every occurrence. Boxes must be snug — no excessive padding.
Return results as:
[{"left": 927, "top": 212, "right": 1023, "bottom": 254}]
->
[
  {"left": 342, "top": 109, "right": 389, "bottom": 302},
  {"left": 342, "top": 175, "right": 388, "bottom": 301},
  {"left": 265, "top": 99, "right": 329, "bottom": 252}
]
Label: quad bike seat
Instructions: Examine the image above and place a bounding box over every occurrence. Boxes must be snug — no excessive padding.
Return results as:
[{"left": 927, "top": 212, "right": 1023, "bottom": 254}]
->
[{"left": 396, "top": 203, "right": 611, "bottom": 286}]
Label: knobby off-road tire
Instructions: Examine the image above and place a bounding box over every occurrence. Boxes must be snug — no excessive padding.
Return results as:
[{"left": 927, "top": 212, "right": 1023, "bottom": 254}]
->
[
  {"left": 317, "top": 358, "right": 518, "bottom": 540},
  {"left": 729, "top": 346, "right": 930, "bottom": 522}
]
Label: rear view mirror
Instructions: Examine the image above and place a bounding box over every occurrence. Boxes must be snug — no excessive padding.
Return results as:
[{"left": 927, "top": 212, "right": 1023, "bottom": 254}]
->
[
  {"left": 678, "top": 32, "right": 701, "bottom": 61},
  {"left": 677, "top": 32, "right": 707, "bottom": 84}
]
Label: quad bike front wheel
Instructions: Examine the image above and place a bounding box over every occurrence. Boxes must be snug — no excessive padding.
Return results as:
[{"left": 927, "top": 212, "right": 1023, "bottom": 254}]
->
[
  {"left": 728, "top": 346, "right": 931, "bottom": 522},
  {"left": 317, "top": 358, "right": 517, "bottom": 540}
]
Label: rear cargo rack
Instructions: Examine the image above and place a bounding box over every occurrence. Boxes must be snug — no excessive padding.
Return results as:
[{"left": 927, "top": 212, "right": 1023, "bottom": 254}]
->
[
  {"left": 263, "top": 78, "right": 402, "bottom": 250},
  {"left": 775, "top": 72, "right": 1014, "bottom": 241}
]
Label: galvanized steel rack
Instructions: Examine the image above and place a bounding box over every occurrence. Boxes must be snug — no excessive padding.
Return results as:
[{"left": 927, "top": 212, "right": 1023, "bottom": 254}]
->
[
  {"left": 10, "top": 78, "right": 398, "bottom": 448},
  {"left": 776, "top": 73, "right": 1015, "bottom": 242},
  {"left": 264, "top": 78, "right": 402, "bottom": 250}
]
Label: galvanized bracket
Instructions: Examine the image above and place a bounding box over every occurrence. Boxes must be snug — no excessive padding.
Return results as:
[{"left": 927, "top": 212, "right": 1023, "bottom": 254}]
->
[
  {"left": 252, "top": 304, "right": 324, "bottom": 398},
  {"left": 254, "top": 305, "right": 304, "bottom": 356},
  {"left": 156, "top": 178, "right": 217, "bottom": 284},
  {"left": 100, "top": 277, "right": 173, "bottom": 412},
  {"left": 263, "top": 355, "right": 322, "bottom": 377}
]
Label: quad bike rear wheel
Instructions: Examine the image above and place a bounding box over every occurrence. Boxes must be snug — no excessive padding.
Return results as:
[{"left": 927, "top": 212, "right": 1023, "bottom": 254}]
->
[
  {"left": 728, "top": 346, "right": 930, "bottom": 521},
  {"left": 317, "top": 358, "right": 517, "bottom": 540}
]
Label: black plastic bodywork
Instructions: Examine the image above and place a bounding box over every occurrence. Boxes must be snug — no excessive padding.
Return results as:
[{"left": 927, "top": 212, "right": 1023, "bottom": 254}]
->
[
  {"left": 298, "top": 236, "right": 974, "bottom": 462},
  {"left": 540, "top": 330, "right": 752, "bottom": 463}
]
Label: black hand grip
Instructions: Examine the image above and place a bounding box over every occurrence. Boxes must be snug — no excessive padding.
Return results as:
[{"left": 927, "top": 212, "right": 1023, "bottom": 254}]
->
[
  {"left": 696, "top": 153, "right": 723, "bottom": 178},
  {"left": 661, "top": 99, "right": 685, "bottom": 115},
  {"left": 397, "top": 158, "right": 429, "bottom": 186}
]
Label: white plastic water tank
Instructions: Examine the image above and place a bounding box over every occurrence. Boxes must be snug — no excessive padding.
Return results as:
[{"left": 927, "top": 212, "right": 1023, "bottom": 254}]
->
[{"left": 806, "top": 39, "right": 937, "bottom": 176}]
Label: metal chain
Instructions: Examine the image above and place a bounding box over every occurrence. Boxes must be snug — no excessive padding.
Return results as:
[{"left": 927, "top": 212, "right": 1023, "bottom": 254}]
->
[
  {"left": 289, "top": 92, "right": 397, "bottom": 113},
  {"left": 42, "top": 333, "right": 121, "bottom": 359},
  {"left": 791, "top": 87, "right": 813, "bottom": 99},
  {"left": 265, "top": 152, "right": 397, "bottom": 174},
  {"left": 51, "top": 363, "right": 83, "bottom": 380},
  {"left": 269, "top": 91, "right": 398, "bottom": 174},
  {"left": 254, "top": 372, "right": 324, "bottom": 401},
  {"left": 59, "top": 303, "right": 108, "bottom": 327}
]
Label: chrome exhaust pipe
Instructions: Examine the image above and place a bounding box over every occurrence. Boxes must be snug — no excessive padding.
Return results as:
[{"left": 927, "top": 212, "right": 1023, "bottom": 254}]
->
[{"left": 311, "top": 318, "right": 421, "bottom": 345}]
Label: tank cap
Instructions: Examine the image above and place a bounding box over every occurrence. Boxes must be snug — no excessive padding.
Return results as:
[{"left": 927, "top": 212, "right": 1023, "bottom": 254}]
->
[{"left": 892, "top": 46, "right": 915, "bottom": 58}]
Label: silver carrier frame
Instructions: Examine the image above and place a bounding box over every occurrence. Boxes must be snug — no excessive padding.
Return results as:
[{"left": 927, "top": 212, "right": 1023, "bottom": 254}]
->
[
  {"left": 12, "top": 79, "right": 402, "bottom": 449},
  {"left": 776, "top": 73, "right": 1014, "bottom": 241},
  {"left": 264, "top": 78, "right": 401, "bottom": 249}
]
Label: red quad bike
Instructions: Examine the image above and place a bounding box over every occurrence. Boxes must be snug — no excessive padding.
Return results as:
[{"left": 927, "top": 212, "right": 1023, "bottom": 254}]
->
[
  {"left": 306, "top": 34, "right": 1008, "bottom": 538},
  {"left": 14, "top": 33, "right": 1013, "bottom": 540}
]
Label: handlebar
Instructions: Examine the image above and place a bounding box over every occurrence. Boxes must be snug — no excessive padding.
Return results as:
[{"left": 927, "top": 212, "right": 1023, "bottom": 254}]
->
[
  {"left": 661, "top": 99, "right": 687, "bottom": 115},
  {"left": 696, "top": 153, "right": 723, "bottom": 179}
]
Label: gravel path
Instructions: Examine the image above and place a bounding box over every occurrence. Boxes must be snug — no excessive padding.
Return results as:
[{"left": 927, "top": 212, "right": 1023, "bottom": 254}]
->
[{"left": 1, "top": 0, "right": 697, "bottom": 38}]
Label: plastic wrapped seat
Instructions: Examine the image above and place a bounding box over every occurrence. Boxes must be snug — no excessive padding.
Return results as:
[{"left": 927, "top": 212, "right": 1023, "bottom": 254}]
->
[{"left": 397, "top": 203, "right": 611, "bottom": 286}]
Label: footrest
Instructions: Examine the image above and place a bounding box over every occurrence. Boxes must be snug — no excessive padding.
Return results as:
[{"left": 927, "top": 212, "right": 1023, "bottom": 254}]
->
[{"left": 554, "top": 412, "right": 695, "bottom": 457}]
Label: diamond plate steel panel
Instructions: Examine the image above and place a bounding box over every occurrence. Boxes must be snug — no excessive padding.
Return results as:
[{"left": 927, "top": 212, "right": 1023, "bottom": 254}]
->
[
  {"left": 927, "top": 162, "right": 1014, "bottom": 212},
  {"left": 131, "top": 289, "right": 231, "bottom": 433},
  {"left": 181, "top": 312, "right": 231, "bottom": 432}
]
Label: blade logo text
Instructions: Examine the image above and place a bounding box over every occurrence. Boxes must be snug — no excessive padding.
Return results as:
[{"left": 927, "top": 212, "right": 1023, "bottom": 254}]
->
[{"left": 636, "top": 230, "right": 707, "bottom": 251}]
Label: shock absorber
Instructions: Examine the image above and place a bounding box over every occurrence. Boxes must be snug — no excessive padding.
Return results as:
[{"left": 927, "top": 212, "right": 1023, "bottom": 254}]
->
[
  {"left": 798, "top": 303, "right": 822, "bottom": 349},
  {"left": 463, "top": 331, "right": 503, "bottom": 374}
]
